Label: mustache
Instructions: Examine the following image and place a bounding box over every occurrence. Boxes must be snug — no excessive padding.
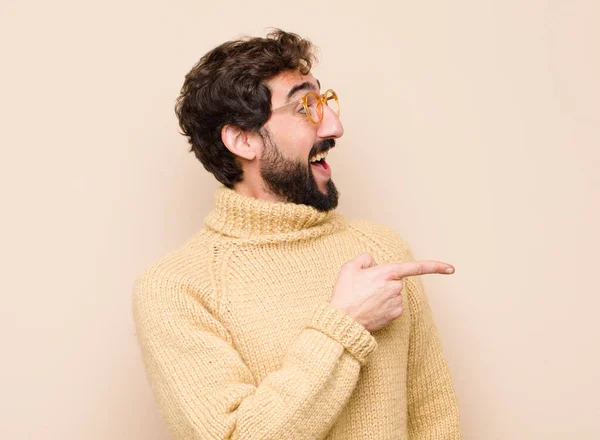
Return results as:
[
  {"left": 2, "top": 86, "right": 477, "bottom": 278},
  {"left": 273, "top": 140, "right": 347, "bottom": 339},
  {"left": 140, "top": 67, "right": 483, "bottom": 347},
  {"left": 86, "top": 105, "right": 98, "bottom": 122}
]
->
[{"left": 311, "top": 139, "right": 336, "bottom": 156}]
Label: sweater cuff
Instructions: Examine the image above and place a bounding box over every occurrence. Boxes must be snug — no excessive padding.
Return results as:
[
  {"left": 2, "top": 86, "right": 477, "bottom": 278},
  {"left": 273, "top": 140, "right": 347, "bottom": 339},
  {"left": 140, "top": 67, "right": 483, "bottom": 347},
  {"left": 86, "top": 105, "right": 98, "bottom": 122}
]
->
[{"left": 306, "top": 302, "right": 378, "bottom": 365}]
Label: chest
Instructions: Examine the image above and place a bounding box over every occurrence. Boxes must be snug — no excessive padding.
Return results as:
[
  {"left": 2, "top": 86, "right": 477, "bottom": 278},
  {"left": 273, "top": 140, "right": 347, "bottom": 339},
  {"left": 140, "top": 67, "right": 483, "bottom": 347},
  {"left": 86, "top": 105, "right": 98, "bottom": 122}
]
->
[
  {"left": 215, "top": 237, "right": 412, "bottom": 385},
  {"left": 218, "top": 239, "right": 365, "bottom": 380}
]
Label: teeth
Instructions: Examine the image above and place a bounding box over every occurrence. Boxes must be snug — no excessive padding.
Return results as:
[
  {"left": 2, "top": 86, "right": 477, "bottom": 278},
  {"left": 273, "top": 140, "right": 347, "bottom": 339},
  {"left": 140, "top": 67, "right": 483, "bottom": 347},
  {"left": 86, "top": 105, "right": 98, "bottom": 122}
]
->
[{"left": 310, "top": 150, "right": 329, "bottom": 163}]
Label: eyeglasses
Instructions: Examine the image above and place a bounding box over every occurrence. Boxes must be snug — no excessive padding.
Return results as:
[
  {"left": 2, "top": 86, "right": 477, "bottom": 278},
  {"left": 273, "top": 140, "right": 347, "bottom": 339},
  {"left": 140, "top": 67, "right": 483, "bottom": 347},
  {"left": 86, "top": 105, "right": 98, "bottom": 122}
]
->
[{"left": 271, "top": 89, "right": 340, "bottom": 124}]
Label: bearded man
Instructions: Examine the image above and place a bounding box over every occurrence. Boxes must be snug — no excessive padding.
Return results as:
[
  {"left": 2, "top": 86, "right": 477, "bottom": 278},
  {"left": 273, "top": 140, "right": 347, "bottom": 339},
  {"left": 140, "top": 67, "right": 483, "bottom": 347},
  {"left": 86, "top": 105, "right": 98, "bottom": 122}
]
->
[{"left": 133, "top": 29, "right": 462, "bottom": 440}]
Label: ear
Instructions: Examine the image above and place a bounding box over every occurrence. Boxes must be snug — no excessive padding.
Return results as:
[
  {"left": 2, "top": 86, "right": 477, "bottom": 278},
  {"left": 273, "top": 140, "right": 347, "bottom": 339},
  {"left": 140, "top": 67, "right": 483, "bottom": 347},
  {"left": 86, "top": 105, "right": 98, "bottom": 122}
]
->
[{"left": 221, "top": 124, "right": 257, "bottom": 161}]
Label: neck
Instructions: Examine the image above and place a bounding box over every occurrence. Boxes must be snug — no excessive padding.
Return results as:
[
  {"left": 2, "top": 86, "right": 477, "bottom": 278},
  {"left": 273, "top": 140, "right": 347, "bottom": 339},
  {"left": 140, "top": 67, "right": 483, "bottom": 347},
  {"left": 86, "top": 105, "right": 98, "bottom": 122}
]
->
[
  {"left": 233, "top": 182, "right": 287, "bottom": 204},
  {"left": 204, "top": 186, "right": 344, "bottom": 239}
]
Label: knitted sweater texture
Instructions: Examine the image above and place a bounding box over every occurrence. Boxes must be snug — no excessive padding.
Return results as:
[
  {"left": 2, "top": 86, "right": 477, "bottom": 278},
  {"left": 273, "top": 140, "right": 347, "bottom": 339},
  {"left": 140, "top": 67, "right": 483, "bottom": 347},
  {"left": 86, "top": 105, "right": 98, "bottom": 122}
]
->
[{"left": 132, "top": 187, "right": 462, "bottom": 440}]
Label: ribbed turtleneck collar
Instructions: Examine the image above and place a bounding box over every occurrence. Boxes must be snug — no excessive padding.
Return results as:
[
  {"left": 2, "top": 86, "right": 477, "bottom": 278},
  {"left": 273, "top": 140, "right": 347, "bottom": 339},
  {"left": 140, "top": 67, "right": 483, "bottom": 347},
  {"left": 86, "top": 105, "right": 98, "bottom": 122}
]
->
[{"left": 204, "top": 186, "right": 343, "bottom": 239}]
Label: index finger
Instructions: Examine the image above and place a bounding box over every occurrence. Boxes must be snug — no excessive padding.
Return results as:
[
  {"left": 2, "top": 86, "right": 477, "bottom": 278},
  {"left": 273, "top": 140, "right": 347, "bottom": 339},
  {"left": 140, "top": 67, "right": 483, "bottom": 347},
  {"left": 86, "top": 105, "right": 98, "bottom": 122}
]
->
[{"left": 379, "top": 260, "right": 455, "bottom": 279}]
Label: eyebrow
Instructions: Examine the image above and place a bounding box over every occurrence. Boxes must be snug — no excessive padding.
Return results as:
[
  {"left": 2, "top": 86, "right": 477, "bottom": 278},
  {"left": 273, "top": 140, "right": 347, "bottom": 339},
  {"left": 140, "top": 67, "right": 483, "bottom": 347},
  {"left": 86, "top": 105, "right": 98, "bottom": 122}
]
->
[{"left": 286, "top": 79, "right": 321, "bottom": 102}]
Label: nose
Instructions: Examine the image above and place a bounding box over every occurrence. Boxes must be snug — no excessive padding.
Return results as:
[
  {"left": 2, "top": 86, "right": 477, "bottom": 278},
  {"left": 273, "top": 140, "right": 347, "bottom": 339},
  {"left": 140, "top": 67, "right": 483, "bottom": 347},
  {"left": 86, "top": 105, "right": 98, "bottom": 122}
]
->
[{"left": 317, "top": 104, "right": 344, "bottom": 139}]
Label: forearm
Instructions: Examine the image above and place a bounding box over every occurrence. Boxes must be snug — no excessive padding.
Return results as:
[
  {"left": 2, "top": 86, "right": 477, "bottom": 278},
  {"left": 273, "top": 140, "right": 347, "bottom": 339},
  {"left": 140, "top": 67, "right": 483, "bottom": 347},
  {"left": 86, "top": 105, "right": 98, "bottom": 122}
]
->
[
  {"left": 136, "top": 293, "right": 377, "bottom": 440},
  {"left": 230, "top": 302, "right": 376, "bottom": 439}
]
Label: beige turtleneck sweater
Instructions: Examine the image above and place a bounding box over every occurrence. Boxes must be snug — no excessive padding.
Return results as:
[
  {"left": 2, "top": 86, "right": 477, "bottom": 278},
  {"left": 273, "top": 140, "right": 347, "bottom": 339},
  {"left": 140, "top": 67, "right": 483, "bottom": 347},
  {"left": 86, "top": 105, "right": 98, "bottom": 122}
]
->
[{"left": 132, "top": 186, "right": 462, "bottom": 439}]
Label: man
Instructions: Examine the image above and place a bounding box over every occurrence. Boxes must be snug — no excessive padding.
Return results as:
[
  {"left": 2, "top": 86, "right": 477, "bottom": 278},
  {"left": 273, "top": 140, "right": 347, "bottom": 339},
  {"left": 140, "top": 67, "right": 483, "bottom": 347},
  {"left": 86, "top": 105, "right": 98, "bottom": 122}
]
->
[{"left": 133, "top": 29, "right": 462, "bottom": 439}]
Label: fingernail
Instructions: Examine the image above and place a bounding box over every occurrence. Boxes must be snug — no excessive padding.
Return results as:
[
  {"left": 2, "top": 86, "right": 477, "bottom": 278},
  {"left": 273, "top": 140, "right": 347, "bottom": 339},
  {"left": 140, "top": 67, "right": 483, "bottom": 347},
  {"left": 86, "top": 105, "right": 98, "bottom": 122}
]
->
[{"left": 445, "top": 267, "right": 454, "bottom": 274}]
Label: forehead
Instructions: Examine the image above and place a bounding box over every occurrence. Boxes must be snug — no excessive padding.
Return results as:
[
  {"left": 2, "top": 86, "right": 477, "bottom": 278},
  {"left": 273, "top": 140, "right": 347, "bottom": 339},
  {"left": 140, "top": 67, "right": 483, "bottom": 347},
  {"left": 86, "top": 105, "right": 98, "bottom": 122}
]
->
[{"left": 266, "top": 70, "right": 319, "bottom": 104}]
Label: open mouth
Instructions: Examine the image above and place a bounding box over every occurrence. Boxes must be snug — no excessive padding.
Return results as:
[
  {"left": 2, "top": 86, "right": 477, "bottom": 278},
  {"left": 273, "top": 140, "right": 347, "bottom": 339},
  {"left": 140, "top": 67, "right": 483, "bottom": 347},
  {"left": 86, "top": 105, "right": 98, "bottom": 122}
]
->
[{"left": 309, "top": 147, "right": 333, "bottom": 170}]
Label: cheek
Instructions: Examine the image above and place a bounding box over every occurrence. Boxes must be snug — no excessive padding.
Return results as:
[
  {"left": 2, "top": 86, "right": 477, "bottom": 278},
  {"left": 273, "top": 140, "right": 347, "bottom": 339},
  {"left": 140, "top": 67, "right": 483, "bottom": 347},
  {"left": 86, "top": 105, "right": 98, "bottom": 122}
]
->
[
  {"left": 292, "top": 133, "right": 317, "bottom": 157},
  {"left": 270, "top": 121, "right": 318, "bottom": 158}
]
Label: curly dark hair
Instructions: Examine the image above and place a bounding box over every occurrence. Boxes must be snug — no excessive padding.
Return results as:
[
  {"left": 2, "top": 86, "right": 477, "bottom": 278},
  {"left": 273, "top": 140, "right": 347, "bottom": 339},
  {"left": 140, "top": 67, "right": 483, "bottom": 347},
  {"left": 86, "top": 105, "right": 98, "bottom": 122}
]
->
[{"left": 174, "top": 29, "right": 317, "bottom": 188}]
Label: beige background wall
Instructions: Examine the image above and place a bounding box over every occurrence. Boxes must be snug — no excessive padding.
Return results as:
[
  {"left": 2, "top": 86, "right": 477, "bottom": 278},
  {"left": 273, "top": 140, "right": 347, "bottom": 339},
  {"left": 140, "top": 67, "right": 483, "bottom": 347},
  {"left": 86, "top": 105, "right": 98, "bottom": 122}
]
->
[{"left": 2, "top": 0, "right": 599, "bottom": 438}]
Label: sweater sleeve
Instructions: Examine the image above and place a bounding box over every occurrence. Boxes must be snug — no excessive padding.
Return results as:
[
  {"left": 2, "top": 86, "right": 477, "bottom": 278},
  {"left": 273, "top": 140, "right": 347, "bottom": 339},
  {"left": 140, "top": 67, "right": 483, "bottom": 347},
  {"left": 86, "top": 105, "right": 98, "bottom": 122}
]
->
[
  {"left": 132, "top": 269, "right": 377, "bottom": 440},
  {"left": 404, "top": 259, "right": 463, "bottom": 438}
]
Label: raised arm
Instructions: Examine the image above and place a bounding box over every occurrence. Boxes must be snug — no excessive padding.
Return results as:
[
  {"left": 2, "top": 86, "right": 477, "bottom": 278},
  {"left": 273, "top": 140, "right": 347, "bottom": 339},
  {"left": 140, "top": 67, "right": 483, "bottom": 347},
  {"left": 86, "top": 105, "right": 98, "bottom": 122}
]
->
[{"left": 132, "top": 270, "right": 377, "bottom": 440}]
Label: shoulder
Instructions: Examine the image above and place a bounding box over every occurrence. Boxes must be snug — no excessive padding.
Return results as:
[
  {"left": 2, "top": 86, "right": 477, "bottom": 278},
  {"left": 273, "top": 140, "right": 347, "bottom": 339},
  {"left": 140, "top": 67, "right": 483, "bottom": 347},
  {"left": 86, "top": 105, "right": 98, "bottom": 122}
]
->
[
  {"left": 132, "top": 229, "right": 222, "bottom": 317},
  {"left": 346, "top": 218, "right": 415, "bottom": 262}
]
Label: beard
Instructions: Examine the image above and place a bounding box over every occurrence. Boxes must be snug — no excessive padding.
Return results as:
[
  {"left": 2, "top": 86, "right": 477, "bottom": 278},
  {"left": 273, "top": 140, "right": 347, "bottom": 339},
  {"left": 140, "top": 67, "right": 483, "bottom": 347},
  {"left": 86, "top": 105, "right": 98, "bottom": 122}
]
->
[{"left": 258, "top": 128, "right": 340, "bottom": 212}]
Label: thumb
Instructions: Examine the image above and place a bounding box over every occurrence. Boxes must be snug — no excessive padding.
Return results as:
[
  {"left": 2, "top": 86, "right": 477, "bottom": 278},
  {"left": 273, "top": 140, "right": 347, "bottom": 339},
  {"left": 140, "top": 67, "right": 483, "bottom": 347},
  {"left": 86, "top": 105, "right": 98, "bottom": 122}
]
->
[{"left": 353, "top": 253, "right": 377, "bottom": 269}]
